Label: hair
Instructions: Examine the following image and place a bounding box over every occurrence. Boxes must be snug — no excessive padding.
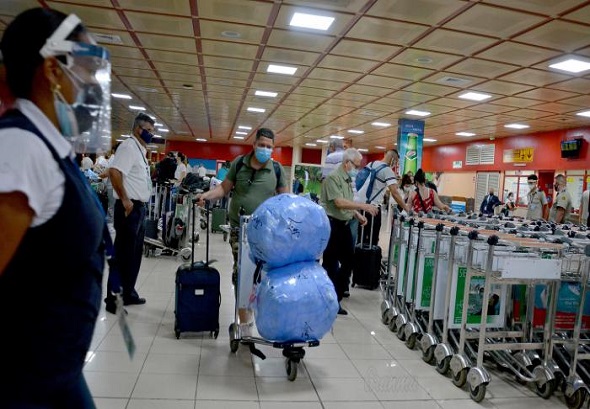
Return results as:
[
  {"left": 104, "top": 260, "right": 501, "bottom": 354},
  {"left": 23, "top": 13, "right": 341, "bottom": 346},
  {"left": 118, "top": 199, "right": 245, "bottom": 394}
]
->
[
  {"left": 389, "top": 149, "right": 399, "bottom": 159},
  {"left": 527, "top": 174, "right": 538, "bottom": 181},
  {"left": 400, "top": 174, "right": 413, "bottom": 188},
  {"left": 342, "top": 148, "right": 362, "bottom": 164},
  {"left": 255, "top": 127, "right": 274, "bottom": 141},
  {"left": 414, "top": 168, "right": 426, "bottom": 185},
  {"left": 178, "top": 152, "right": 186, "bottom": 162},
  {"left": 329, "top": 139, "right": 343, "bottom": 152},
  {"left": 555, "top": 174, "right": 566, "bottom": 184},
  {"left": 0, "top": 8, "right": 86, "bottom": 98},
  {"left": 133, "top": 113, "right": 155, "bottom": 130}
]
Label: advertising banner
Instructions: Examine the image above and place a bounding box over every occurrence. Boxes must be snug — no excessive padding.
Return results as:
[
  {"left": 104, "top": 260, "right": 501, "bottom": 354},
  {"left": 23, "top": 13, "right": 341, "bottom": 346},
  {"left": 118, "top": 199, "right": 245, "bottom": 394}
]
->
[{"left": 397, "top": 119, "right": 425, "bottom": 175}]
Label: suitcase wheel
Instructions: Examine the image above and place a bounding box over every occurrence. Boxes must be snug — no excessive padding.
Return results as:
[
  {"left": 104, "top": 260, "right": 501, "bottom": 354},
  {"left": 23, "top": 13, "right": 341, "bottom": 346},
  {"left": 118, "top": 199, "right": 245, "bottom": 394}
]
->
[
  {"left": 180, "top": 247, "right": 192, "bottom": 261},
  {"left": 286, "top": 358, "right": 298, "bottom": 381},
  {"left": 210, "top": 329, "right": 219, "bottom": 339},
  {"left": 175, "top": 330, "right": 180, "bottom": 339},
  {"left": 223, "top": 232, "right": 228, "bottom": 241}
]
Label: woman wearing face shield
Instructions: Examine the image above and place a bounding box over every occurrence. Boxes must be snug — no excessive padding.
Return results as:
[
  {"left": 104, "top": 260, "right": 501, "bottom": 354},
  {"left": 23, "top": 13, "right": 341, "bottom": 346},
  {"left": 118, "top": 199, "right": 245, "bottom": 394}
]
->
[{"left": 0, "top": 8, "right": 110, "bottom": 408}]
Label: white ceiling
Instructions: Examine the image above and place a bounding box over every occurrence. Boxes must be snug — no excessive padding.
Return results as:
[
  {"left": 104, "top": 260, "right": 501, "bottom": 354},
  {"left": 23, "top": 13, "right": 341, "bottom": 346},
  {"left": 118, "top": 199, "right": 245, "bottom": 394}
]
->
[{"left": 1, "top": 0, "right": 590, "bottom": 153}]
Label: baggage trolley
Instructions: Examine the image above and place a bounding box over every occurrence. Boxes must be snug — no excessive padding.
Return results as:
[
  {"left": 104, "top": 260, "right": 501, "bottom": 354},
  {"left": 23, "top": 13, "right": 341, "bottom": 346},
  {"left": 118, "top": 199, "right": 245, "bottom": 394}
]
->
[{"left": 227, "top": 215, "right": 319, "bottom": 381}]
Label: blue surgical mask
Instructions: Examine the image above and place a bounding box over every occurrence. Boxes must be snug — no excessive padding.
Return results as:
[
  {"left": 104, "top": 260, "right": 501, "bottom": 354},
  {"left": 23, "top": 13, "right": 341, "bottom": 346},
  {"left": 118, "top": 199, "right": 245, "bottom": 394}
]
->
[
  {"left": 255, "top": 146, "right": 272, "bottom": 163},
  {"left": 140, "top": 128, "right": 153, "bottom": 144},
  {"left": 53, "top": 89, "right": 79, "bottom": 137},
  {"left": 348, "top": 168, "right": 358, "bottom": 179}
]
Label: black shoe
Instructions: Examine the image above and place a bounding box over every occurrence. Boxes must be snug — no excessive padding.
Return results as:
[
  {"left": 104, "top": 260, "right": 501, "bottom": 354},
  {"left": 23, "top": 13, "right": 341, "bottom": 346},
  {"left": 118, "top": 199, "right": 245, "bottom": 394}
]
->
[
  {"left": 123, "top": 296, "right": 146, "bottom": 306},
  {"left": 337, "top": 306, "right": 348, "bottom": 315},
  {"left": 105, "top": 299, "right": 128, "bottom": 315},
  {"left": 343, "top": 291, "right": 350, "bottom": 298}
]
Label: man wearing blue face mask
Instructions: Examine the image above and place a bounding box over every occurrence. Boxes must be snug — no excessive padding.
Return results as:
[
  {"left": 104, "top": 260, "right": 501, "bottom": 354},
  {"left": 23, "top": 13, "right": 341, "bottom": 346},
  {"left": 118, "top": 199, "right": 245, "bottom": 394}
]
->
[
  {"left": 320, "top": 148, "right": 379, "bottom": 315},
  {"left": 196, "top": 128, "right": 289, "bottom": 327},
  {"left": 104, "top": 112, "right": 155, "bottom": 312}
]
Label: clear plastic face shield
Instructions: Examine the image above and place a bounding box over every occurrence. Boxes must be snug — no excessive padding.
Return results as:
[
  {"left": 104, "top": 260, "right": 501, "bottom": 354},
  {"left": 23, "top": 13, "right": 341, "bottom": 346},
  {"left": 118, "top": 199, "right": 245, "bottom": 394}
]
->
[{"left": 39, "top": 14, "right": 111, "bottom": 154}]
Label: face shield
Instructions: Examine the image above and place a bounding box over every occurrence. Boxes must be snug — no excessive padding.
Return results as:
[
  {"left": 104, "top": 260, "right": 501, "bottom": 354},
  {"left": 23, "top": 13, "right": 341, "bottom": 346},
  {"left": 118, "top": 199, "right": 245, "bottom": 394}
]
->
[{"left": 40, "top": 14, "right": 111, "bottom": 154}]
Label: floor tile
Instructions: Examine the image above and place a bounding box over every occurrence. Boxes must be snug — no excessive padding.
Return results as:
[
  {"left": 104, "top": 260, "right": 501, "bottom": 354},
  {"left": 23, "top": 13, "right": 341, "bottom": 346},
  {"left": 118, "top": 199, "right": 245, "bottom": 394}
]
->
[
  {"left": 93, "top": 398, "right": 128, "bottom": 409},
  {"left": 196, "top": 401, "right": 260, "bottom": 409},
  {"left": 323, "top": 403, "right": 384, "bottom": 409},
  {"left": 127, "top": 399, "right": 195, "bottom": 409},
  {"left": 84, "top": 351, "right": 147, "bottom": 374},
  {"left": 341, "top": 343, "right": 393, "bottom": 360},
  {"left": 313, "top": 378, "right": 379, "bottom": 401},
  {"left": 142, "top": 353, "right": 200, "bottom": 375},
  {"left": 305, "top": 358, "right": 362, "bottom": 379},
  {"left": 132, "top": 373, "right": 197, "bottom": 400},
  {"left": 196, "top": 375, "right": 258, "bottom": 401},
  {"left": 256, "top": 376, "right": 319, "bottom": 401},
  {"left": 85, "top": 371, "right": 138, "bottom": 398}
]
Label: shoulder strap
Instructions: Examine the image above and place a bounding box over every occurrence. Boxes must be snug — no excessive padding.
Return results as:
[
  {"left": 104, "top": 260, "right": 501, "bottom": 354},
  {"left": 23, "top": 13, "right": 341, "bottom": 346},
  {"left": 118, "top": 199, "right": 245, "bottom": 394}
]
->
[
  {"left": 234, "top": 155, "right": 281, "bottom": 190},
  {"left": 367, "top": 163, "right": 389, "bottom": 203}
]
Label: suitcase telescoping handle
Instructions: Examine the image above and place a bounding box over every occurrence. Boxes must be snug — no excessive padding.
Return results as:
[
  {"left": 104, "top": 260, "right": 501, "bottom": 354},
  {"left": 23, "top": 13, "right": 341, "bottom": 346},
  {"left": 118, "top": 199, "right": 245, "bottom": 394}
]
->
[
  {"left": 191, "top": 198, "right": 211, "bottom": 266},
  {"left": 359, "top": 208, "right": 376, "bottom": 247}
]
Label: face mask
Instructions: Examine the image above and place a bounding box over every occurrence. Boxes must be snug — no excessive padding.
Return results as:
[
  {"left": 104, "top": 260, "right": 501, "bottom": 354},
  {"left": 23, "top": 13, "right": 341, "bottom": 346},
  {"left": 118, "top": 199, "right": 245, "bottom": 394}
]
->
[
  {"left": 139, "top": 128, "right": 153, "bottom": 144},
  {"left": 255, "top": 146, "right": 272, "bottom": 163},
  {"left": 53, "top": 89, "right": 79, "bottom": 137},
  {"left": 528, "top": 182, "right": 536, "bottom": 188}
]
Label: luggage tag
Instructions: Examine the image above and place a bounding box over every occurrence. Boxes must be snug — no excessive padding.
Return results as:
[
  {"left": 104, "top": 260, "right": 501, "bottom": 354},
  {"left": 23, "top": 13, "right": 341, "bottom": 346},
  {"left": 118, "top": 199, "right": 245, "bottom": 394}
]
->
[{"left": 115, "top": 294, "right": 136, "bottom": 359}]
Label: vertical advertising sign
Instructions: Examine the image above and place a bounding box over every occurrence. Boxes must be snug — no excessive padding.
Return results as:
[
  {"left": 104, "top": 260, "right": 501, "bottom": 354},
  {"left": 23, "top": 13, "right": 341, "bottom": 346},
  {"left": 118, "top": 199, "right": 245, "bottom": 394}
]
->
[{"left": 397, "top": 119, "right": 425, "bottom": 175}]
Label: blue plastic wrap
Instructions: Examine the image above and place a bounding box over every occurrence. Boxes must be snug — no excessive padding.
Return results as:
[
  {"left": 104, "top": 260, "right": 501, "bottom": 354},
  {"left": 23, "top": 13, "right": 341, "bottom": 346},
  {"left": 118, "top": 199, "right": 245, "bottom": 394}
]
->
[
  {"left": 247, "top": 193, "right": 330, "bottom": 269},
  {"left": 254, "top": 261, "right": 338, "bottom": 342}
]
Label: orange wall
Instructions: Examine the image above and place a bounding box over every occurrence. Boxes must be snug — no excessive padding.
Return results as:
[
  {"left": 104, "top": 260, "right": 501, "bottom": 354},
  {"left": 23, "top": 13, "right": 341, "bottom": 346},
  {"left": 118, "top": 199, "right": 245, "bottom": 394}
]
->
[
  {"left": 167, "top": 140, "right": 294, "bottom": 166},
  {"left": 422, "top": 127, "right": 590, "bottom": 172}
]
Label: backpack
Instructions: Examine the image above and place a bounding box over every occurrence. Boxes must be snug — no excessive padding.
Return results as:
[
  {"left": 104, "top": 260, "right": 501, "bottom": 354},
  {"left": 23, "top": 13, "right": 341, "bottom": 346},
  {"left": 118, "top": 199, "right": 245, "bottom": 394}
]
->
[
  {"left": 235, "top": 155, "right": 282, "bottom": 190},
  {"left": 355, "top": 162, "right": 388, "bottom": 204}
]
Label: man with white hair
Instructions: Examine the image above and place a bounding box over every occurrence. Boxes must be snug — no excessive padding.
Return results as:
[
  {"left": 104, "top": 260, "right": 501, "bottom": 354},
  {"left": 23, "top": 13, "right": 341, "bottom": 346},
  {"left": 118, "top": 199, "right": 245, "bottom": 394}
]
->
[
  {"left": 549, "top": 174, "right": 572, "bottom": 224},
  {"left": 320, "top": 148, "right": 378, "bottom": 316}
]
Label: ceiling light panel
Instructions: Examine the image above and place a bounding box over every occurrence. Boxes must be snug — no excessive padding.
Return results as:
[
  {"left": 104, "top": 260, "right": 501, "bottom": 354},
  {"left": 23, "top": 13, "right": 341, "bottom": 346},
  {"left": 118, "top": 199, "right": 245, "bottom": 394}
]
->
[
  {"left": 458, "top": 91, "right": 492, "bottom": 101},
  {"left": 267, "top": 64, "right": 298, "bottom": 75},
  {"left": 289, "top": 12, "right": 335, "bottom": 31}
]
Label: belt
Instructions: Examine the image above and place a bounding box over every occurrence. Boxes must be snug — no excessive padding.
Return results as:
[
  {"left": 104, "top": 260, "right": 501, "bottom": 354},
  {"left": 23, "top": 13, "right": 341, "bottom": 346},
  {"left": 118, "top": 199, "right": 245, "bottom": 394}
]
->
[{"left": 327, "top": 216, "right": 350, "bottom": 225}]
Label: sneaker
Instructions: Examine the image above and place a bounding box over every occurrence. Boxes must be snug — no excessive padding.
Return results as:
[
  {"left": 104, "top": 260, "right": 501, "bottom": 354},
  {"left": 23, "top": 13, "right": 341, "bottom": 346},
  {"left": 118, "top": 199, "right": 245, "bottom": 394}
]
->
[
  {"left": 337, "top": 306, "right": 348, "bottom": 315},
  {"left": 343, "top": 291, "right": 350, "bottom": 298},
  {"left": 123, "top": 296, "right": 146, "bottom": 306}
]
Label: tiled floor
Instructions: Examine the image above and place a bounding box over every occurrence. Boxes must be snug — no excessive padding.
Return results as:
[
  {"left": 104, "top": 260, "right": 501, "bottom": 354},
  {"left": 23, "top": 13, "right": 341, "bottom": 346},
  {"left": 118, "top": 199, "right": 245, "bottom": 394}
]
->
[{"left": 87, "top": 221, "right": 567, "bottom": 409}]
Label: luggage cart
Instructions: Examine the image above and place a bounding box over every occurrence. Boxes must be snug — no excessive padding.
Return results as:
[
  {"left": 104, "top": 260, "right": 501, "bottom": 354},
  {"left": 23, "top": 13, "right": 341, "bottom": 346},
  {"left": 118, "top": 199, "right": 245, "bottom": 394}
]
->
[
  {"left": 450, "top": 233, "right": 563, "bottom": 402},
  {"left": 380, "top": 213, "right": 402, "bottom": 325},
  {"left": 227, "top": 215, "right": 319, "bottom": 381}
]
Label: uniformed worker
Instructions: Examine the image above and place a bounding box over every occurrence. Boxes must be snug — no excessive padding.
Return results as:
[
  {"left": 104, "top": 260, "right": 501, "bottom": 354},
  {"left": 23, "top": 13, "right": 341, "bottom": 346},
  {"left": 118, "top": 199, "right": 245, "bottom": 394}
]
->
[{"left": 548, "top": 174, "right": 572, "bottom": 224}]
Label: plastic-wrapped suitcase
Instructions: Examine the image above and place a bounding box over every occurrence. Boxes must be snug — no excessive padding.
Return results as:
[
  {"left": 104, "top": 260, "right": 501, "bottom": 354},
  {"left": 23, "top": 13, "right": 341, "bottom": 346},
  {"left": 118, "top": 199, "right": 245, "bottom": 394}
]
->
[
  {"left": 174, "top": 201, "right": 220, "bottom": 339},
  {"left": 352, "top": 214, "right": 382, "bottom": 290}
]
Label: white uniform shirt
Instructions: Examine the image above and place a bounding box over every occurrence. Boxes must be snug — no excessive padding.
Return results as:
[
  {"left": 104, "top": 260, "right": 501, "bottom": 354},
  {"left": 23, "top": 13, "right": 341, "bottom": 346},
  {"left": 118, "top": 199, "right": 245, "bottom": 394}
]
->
[
  {"left": 0, "top": 99, "right": 72, "bottom": 226},
  {"left": 198, "top": 165, "right": 206, "bottom": 177},
  {"left": 581, "top": 190, "right": 590, "bottom": 226},
  {"left": 526, "top": 188, "right": 547, "bottom": 220},
  {"left": 109, "top": 136, "right": 152, "bottom": 202},
  {"left": 174, "top": 162, "right": 187, "bottom": 181}
]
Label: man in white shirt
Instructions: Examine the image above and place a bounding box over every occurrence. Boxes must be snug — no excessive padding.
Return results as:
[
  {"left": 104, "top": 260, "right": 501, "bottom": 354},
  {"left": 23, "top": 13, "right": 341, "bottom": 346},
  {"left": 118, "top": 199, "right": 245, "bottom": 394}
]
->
[
  {"left": 580, "top": 189, "right": 590, "bottom": 227},
  {"left": 322, "top": 140, "right": 345, "bottom": 179},
  {"left": 526, "top": 174, "right": 547, "bottom": 220},
  {"left": 355, "top": 149, "right": 409, "bottom": 246},
  {"left": 105, "top": 113, "right": 154, "bottom": 312},
  {"left": 198, "top": 163, "right": 207, "bottom": 178}
]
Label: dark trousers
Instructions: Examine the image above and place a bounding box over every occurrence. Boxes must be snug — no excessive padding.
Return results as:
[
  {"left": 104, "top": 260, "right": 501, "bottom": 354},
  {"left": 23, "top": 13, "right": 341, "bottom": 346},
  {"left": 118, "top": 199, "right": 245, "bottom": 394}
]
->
[
  {"left": 322, "top": 217, "right": 354, "bottom": 302},
  {"left": 358, "top": 207, "right": 381, "bottom": 246},
  {"left": 2, "top": 373, "right": 95, "bottom": 409},
  {"left": 111, "top": 199, "right": 146, "bottom": 299}
]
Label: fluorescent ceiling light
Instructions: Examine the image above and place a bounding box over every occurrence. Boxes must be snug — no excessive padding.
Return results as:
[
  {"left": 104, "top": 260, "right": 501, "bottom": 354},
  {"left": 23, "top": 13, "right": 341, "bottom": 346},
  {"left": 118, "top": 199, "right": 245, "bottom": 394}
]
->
[
  {"left": 456, "top": 132, "right": 476, "bottom": 137},
  {"left": 111, "top": 93, "right": 131, "bottom": 99},
  {"left": 129, "top": 105, "right": 146, "bottom": 111},
  {"left": 235, "top": 131, "right": 248, "bottom": 135},
  {"left": 357, "top": 148, "right": 368, "bottom": 152},
  {"left": 375, "top": 146, "right": 386, "bottom": 149},
  {"left": 371, "top": 122, "right": 391, "bottom": 127},
  {"left": 195, "top": 138, "right": 207, "bottom": 142},
  {"left": 255, "top": 90, "right": 278, "bottom": 97},
  {"left": 549, "top": 58, "right": 590, "bottom": 73},
  {"left": 305, "top": 143, "right": 317, "bottom": 147},
  {"left": 267, "top": 64, "right": 297, "bottom": 75},
  {"left": 157, "top": 128, "right": 169, "bottom": 133},
  {"left": 238, "top": 125, "right": 252, "bottom": 130},
  {"left": 147, "top": 114, "right": 156, "bottom": 120},
  {"left": 289, "top": 12, "right": 335, "bottom": 31},
  {"left": 458, "top": 91, "right": 492, "bottom": 101},
  {"left": 233, "top": 136, "right": 245, "bottom": 140},
  {"left": 329, "top": 135, "right": 344, "bottom": 139},
  {"left": 405, "top": 110, "right": 431, "bottom": 117},
  {"left": 152, "top": 134, "right": 162, "bottom": 138},
  {"left": 423, "top": 138, "right": 437, "bottom": 142},
  {"left": 247, "top": 107, "right": 266, "bottom": 113},
  {"left": 504, "top": 123, "right": 529, "bottom": 129},
  {"left": 348, "top": 129, "right": 364, "bottom": 134},
  {"left": 154, "top": 122, "right": 163, "bottom": 127},
  {"left": 120, "top": 134, "right": 131, "bottom": 138},
  {"left": 576, "top": 110, "right": 590, "bottom": 117},
  {"left": 316, "top": 139, "right": 328, "bottom": 143}
]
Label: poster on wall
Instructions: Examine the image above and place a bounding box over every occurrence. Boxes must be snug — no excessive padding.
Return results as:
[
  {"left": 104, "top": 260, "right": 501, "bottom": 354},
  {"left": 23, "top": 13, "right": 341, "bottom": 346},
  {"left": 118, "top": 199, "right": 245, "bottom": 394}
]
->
[
  {"left": 397, "top": 119, "right": 425, "bottom": 175},
  {"left": 293, "top": 164, "right": 323, "bottom": 199}
]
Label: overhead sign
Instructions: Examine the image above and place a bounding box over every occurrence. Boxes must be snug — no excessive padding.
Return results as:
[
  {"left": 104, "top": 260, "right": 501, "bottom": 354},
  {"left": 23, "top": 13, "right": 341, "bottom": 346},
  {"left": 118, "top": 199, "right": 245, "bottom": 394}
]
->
[{"left": 503, "top": 147, "right": 534, "bottom": 163}]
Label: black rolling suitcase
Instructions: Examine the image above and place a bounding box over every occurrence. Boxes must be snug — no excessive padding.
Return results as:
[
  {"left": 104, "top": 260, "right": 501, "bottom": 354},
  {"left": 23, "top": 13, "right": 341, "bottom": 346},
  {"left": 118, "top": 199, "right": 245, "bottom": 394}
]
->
[
  {"left": 352, "top": 213, "right": 382, "bottom": 290},
  {"left": 174, "top": 200, "right": 220, "bottom": 339}
]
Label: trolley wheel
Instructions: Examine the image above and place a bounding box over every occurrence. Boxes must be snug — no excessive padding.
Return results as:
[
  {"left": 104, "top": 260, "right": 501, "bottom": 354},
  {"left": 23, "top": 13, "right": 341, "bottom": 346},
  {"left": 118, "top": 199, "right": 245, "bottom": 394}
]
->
[
  {"left": 223, "top": 232, "right": 228, "bottom": 242},
  {"left": 381, "top": 309, "right": 389, "bottom": 325},
  {"left": 388, "top": 317, "right": 397, "bottom": 332},
  {"left": 180, "top": 247, "right": 192, "bottom": 261},
  {"left": 200, "top": 220, "right": 207, "bottom": 230},
  {"left": 452, "top": 368, "right": 468, "bottom": 387},
  {"left": 405, "top": 333, "right": 417, "bottom": 350},
  {"left": 396, "top": 324, "right": 406, "bottom": 341},
  {"left": 469, "top": 383, "right": 487, "bottom": 403},
  {"left": 436, "top": 356, "right": 451, "bottom": 375},
  {"left": 229, "top": 323, "right": 239, "bottom": 353},
  {"left": 422, "top": 346, "right": 435, "bottom": 364},
  {"left": 535, "top": 378, "right": 555, "bottom": 399},
  {"left": 211, "top": 329, "right": 219, "bottom": 339},
  {"left": 175, "top": 330, "right": 180, "bottom": 339},
  {"left": 565, "top": 388, "right": 587, "bottom": 409},
  {"left": 286, "top": 359, "right": 297, "bottom": 381}
]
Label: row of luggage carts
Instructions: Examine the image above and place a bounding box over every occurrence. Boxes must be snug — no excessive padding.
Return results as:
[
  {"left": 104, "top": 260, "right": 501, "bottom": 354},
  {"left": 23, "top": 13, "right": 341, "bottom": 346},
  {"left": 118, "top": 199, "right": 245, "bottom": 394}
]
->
[{"left": 380, "top": 211, "right": 590, "bottom": 407}]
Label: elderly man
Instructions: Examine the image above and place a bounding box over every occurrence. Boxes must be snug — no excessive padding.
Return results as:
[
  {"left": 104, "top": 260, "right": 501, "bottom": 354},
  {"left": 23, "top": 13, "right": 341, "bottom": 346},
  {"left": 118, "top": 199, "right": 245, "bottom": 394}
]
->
[
  {"left": 321, "top": 148, "right": 378, "bottom": 315},
  {"left": 549, "top": 174, "right": 572, "bottom": 224}
]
